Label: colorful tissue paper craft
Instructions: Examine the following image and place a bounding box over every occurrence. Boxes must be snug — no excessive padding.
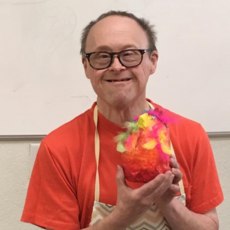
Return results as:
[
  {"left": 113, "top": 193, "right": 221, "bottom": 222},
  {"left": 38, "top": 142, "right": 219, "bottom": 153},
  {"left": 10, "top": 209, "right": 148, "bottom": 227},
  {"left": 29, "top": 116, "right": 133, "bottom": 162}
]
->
[{"left": 116, "top": 109, "right": 172, "bottom": 183}]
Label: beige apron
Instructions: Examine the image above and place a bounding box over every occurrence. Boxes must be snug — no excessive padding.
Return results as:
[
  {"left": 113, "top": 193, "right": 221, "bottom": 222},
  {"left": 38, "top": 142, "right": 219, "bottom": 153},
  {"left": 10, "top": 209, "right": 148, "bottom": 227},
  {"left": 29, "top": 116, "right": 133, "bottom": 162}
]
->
[{"left": 90, "top": 104, "right": 186, "bottom": 229}]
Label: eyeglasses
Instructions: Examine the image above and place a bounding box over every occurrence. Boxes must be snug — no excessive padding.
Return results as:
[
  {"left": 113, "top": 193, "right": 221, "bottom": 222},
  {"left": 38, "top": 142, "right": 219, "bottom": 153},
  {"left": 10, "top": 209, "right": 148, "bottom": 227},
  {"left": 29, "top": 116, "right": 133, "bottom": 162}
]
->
[{"left": 83, "top": 49, "right": 152, "bottom": 70}]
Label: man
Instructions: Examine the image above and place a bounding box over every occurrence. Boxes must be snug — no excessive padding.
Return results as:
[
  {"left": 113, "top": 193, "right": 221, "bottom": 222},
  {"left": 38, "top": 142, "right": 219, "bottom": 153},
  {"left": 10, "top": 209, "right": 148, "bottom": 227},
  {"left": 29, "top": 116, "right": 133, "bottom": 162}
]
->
[{"left": 21, "top": 11, "right": 223, "bottom": 230}]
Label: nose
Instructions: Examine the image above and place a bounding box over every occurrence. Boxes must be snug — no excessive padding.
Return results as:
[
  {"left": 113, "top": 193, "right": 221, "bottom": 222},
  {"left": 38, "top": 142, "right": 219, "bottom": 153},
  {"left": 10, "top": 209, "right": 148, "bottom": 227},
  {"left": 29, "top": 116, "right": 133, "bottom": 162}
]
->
[{"left": 108, "top": 55, "right": 126, "bottom": 71}]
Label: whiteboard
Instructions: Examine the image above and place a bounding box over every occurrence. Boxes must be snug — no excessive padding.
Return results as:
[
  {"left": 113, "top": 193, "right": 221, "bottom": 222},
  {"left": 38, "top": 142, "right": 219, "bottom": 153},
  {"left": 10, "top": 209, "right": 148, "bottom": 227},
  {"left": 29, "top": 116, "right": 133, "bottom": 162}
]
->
[{"left": 0, "top": 0, "right": 229, "bottom": 135}]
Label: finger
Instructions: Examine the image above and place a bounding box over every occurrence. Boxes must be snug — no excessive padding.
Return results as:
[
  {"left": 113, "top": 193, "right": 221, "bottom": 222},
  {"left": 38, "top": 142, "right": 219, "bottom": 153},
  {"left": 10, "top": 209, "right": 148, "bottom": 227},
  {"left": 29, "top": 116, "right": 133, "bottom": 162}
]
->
[
  {"left": 169, "top": 184, "right": 180, "bottom": 195},
  {"left": 137, "top": 171, "right": 174, "bottom": 197},
  {"left": 116, "top": 165, "right": 127, "bottom": 188},
  {"left": 172, "top": 168, "right": 183, "bottom": 184},
  {"left": 169, "top": 154, "right": 176, "bottom": 162},
  {"left": 170, "top": 157, "right": 180, "bottom": 169},
  {"left": 146, "top": 172, "right": 175, "bottom": 201}
]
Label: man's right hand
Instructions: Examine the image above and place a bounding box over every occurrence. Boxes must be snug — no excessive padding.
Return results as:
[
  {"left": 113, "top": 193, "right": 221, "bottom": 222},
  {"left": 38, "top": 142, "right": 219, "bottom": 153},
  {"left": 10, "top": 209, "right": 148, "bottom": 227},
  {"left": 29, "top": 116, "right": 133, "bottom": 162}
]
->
[{"left": 109, "top": 165, "right": 175, "bottom": 229}]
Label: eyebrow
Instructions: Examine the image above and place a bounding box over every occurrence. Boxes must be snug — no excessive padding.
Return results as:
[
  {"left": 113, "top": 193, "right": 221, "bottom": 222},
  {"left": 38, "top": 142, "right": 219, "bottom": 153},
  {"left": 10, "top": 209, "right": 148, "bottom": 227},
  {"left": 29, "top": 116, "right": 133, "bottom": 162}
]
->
[{"left": 93, "top": 44, "right": 138, "bottom": 52}]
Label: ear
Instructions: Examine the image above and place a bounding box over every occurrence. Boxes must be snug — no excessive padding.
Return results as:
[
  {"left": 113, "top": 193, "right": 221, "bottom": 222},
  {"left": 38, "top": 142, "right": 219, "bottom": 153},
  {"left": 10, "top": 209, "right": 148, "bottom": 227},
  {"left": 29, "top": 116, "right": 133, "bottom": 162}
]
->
[
  {"left": 82, "top": 56, "right": 90, "bottom": 79},
  {"left": 149, "top": 50, "right": 158, "bottom": 75}
]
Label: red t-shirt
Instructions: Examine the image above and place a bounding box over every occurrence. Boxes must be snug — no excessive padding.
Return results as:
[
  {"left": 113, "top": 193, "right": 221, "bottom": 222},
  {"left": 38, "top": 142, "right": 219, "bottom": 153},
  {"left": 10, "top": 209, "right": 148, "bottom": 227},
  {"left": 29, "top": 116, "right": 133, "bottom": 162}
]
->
[{"left": 21, "top": 101, "right": 223, "bottom": 230}]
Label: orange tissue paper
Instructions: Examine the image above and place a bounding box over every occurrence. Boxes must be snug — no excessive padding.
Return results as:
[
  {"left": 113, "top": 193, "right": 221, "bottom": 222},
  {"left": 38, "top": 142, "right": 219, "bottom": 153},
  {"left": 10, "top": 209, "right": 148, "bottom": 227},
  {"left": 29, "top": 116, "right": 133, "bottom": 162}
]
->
[{"left": 116, "top": 109, "right": 172, "bottom": 183}]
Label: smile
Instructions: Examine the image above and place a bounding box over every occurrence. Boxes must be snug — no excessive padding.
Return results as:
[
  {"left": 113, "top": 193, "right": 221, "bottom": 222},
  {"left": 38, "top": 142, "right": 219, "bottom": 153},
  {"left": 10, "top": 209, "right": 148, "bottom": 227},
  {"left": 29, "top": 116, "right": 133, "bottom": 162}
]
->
[{"left": 106, "top": 78, "right": 131, "bottom": 82}]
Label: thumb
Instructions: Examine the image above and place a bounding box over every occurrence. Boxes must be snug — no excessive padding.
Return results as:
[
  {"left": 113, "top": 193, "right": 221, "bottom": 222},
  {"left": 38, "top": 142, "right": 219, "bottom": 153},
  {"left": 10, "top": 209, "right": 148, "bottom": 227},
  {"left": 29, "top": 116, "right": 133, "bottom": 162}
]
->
[
  {"left": 169, "top": 184, "right": 180, "bottom": 195},
  {"left": 116, "top": 165, "right": 126, "bottom": 187}
]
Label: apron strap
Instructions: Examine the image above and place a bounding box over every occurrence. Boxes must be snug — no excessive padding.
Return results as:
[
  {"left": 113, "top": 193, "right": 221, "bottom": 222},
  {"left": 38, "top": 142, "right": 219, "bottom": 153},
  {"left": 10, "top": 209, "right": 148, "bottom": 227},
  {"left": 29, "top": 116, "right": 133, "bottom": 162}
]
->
[
  {"left": 93, "top": 102, "right": 185, "bottom": 202},
  {"left": 170, "top": 142, "right": 185, "bottom": 195},
  {"left": 93, "top": 105, "right": 100, "bottom": 202},
  {"left": 147, "top": 102, "right": 185, "bottom": 194}
]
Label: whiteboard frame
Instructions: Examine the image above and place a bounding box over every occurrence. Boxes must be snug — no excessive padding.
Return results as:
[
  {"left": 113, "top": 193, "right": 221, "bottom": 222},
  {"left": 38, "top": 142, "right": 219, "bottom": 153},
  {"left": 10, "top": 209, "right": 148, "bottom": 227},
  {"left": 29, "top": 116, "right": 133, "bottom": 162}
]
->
[{"left": 1, "top": 132, "right": 230, "bottom": 141}]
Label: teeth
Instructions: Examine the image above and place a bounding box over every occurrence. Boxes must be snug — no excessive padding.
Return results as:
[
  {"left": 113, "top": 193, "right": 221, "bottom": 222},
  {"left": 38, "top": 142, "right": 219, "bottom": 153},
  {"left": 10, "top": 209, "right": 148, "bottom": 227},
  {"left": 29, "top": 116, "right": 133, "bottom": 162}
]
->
[{"left": 107, "top": 79, "right": 130, "bottom": 82}]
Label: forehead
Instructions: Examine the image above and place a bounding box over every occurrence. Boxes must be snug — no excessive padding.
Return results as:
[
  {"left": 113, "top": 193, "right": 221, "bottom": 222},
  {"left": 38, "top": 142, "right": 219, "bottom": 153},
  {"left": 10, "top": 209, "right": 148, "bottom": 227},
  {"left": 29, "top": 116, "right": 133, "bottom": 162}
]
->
[{"left": 85, "top": 16, "right": 149, "bottom": 52}]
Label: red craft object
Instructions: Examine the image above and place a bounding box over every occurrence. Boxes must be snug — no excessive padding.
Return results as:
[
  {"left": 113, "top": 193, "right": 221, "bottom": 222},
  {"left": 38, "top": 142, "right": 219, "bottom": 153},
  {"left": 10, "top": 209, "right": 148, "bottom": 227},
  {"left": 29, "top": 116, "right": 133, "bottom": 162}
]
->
[{"left": 116, "top": 111, "right": 172, "bottom": 183}]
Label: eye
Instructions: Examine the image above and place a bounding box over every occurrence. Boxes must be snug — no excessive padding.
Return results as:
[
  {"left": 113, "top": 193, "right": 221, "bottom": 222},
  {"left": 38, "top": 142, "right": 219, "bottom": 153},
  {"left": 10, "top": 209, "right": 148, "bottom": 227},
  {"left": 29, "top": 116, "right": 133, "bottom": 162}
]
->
[
  {"left": 97, "top": 53, "right": 110, "bottom": 59},
  {"left": 122, "top": 51, "right": 135, "bottom": 57},
  {"left": 121, "top": 50, "right": 140, "bottom": 63}
]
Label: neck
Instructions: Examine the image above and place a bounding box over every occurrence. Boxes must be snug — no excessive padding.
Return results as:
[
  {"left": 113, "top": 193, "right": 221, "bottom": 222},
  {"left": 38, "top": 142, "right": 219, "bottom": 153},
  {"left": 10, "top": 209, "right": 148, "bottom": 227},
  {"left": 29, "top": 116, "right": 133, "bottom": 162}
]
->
[{"left": 97, "top": 97, "right": 150, "bottom": 126}]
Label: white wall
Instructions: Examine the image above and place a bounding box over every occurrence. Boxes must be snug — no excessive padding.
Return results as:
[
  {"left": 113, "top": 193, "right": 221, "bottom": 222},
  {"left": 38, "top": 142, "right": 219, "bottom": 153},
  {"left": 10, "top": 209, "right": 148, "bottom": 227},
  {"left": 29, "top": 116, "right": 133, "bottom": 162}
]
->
[
  {"left": 0, "top": 140, "right": 40, "bottom": 230},
  {"left": 1, "top": 0, "right": 230, "bottom": 134},
  {"left": 0, "top": 137, "right": 229, "bottom": 230}
]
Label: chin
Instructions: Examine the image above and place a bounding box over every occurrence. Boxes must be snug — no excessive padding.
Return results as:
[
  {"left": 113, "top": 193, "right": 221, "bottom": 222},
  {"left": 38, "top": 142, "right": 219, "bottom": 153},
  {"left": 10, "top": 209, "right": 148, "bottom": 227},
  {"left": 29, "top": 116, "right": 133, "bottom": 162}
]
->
[{"left": 108, "top": 94, "right": 133, "bottom": 109}]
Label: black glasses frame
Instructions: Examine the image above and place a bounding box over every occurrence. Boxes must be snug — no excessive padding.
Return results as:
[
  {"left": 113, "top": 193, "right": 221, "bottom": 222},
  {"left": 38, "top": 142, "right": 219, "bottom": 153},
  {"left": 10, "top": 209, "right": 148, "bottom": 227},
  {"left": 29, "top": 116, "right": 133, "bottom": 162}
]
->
[{"left": 83, "top": 49, "right": 152, "bottom": 70}]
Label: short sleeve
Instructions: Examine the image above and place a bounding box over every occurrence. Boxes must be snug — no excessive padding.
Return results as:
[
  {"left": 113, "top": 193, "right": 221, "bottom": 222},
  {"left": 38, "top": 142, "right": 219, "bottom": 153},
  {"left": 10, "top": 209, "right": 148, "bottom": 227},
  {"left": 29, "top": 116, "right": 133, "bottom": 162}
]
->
[
  {"left": 189, "top": 125, "right": 224, "bottom": 213},
  {"left": 21, "top": 139, "right": 80, "bottom": 230}
]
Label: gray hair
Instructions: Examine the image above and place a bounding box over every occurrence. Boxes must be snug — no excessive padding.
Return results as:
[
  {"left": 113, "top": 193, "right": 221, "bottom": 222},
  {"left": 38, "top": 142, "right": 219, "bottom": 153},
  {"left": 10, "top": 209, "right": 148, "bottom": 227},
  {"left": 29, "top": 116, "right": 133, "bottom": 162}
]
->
[{"left": 80, "top": 11, "right": 157, "bottom": 54}]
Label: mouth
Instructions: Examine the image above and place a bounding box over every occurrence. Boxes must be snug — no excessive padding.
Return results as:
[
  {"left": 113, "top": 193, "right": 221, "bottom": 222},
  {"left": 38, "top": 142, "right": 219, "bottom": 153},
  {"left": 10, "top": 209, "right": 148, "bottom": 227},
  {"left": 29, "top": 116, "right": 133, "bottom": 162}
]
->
[{"left": 105, "top": 78, "right": 131, "bottom": 82}]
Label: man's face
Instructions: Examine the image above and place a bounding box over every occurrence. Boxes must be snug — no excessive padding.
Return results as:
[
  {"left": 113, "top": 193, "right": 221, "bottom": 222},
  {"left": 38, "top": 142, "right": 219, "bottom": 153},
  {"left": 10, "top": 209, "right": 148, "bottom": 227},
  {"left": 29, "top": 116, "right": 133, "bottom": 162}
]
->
[{"left": 83, "top": 16, "right": 158, "bottom": 108}]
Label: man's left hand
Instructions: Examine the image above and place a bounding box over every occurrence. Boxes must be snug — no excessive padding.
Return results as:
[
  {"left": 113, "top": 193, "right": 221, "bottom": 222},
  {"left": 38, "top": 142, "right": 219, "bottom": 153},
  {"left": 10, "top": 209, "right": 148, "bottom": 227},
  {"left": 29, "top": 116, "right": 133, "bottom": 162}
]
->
[{"left": 155, "top": 155, "right": 183, "bottom": 207}]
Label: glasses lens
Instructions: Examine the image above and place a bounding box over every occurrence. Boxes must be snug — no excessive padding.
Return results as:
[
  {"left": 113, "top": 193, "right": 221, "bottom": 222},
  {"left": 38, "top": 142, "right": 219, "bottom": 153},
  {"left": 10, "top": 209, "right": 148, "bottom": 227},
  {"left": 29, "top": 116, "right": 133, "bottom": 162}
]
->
[
  {"left": 90, "top": 53, "right": 111, "bottom": 69},
  {"left": 120, "top": 50, "right": 142, "bottom": 67}
]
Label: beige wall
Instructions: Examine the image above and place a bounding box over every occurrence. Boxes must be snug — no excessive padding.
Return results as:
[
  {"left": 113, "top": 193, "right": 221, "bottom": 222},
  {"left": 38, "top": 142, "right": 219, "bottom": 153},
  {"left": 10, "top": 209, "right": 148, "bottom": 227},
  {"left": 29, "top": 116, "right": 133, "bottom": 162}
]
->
[{"left": 0, "top": 137, "right": 229, "bottom": 230}]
